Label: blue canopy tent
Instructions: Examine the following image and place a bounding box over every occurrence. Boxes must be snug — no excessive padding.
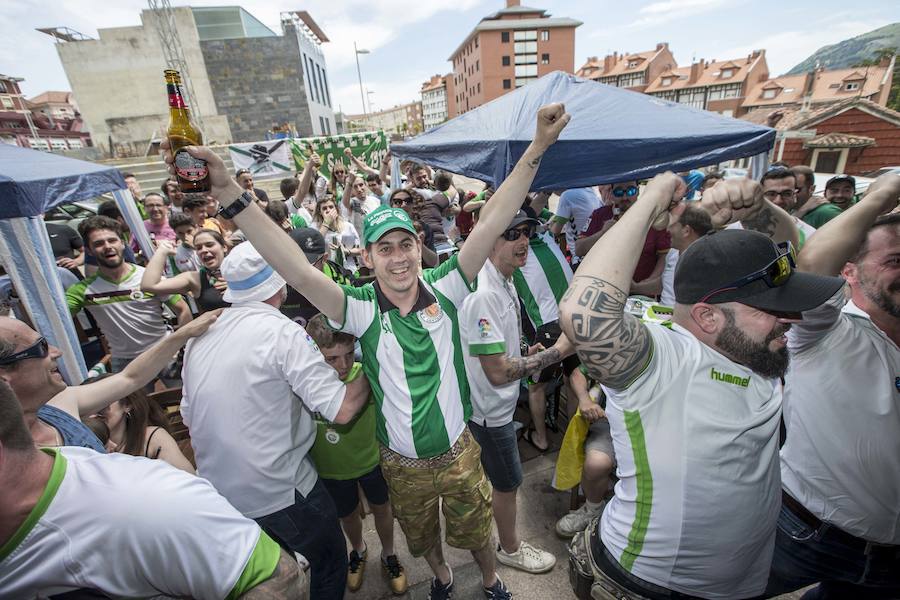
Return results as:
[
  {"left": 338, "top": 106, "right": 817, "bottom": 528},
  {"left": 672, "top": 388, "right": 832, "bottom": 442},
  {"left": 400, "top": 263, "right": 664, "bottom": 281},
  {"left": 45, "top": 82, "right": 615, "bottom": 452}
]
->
[
  {"left": 391, "top": 71, "right": 775, "bottom": 189},
  {"left": 0, "top": 144, "right": 155, "bottom": 384}
]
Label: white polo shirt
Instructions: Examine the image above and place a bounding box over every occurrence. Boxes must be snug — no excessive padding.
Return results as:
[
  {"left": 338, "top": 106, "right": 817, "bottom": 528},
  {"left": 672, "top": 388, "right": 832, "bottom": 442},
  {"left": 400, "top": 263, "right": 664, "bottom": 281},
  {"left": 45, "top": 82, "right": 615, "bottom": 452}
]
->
[
  {"left": 659, "top": 249, "right": 678, "bottom": 307},
  {"left": 600, "top": 321, "right": 781, "bottom": 599},
  {"left": 182, "top": 302, "right": 346, "bottom": 518},
  {"left": 0, "top": 448, "right": 280, "bottom": 599},
  {"left": 461, "top": 260, "right": 522, "bottom": 427},
  {"left": 782, "top": 290, "right": 900, "bottom": 544}
]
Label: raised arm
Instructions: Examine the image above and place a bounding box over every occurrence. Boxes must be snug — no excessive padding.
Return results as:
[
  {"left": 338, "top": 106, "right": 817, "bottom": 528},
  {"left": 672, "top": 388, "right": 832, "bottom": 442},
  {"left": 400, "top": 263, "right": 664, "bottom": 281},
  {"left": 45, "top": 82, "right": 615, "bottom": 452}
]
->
[
  {"left": 345, "top": 147, "right": 379, "bottom": 178},
  {"left": 50, "top": 310, "right": 222, "bottom": 417},
  {"left": 379, "top": 150, "right": 391, "bottom": 185},
  {"left": 559, "top": 173, "right": 684, "bottom": 389},
  {"left": 478, "top": 334, "right": 573, "bottom": 387},
  {"left": 160, "top": 144, "right": 346, "bottom": 324},
  {"left": 342, "top": 171, "right": 357, "bottom": 214},
  {"left": 700, "top": 179, "right": 799, "bottom": 248},
  {"left": 141, "top": 241, "right": 200, "bottom": 297},
  {"left": 293, "top": 153, "right": 321, "bottom": 210},
  {"left": 797, "top": 172, "right": 900, "bottom": 276},
  {"left": 458, "top": 103, "right": 570, "bottom": 282}
]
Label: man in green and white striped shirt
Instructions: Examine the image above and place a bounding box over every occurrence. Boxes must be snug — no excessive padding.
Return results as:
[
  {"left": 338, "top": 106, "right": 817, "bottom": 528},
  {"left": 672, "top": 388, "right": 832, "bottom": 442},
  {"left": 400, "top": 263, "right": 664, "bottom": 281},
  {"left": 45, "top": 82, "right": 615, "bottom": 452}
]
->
[{"left": 177, "top": 103, "right": 572, "bottom": 600}]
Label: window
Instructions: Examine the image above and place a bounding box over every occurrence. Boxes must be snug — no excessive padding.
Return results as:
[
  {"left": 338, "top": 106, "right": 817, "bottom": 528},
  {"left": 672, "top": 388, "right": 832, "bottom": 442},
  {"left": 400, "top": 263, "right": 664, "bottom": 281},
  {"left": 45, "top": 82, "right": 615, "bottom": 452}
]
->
[
  {"left": 502, "top": 55, "right": 510, "bottom": 66},
  {"left": 501, "top": 31, "right": 510, "bottom": 43},
  {"left": 514, "top": 41, "right": 537, "bottom": 54},
  {"left": 50, "top": 138, "right": 68, "bottom": 151},
  {"left": 541, "top": 53, "right": 550, "bottom": 64},
  {"left": 762, "top": 89, "right": 777, "bottom": 99},
  {"left": 845, "top": 82, "right": 860, "bottom": 91},
  {"left": 628, "top": 60, "right": 639, "bottom": 69},
  {"left": 707, "top": 83, "right": 742, "bottom": 101},
  {"left": 475, "top": 37, "right": 479, "bottom": 48},
  {"left": 721, "top": 68, "right": 734, "bottom": 78},
  {"left": 618, "top": 72, "right": 645, "bottom": 88},
  {"left": 476, "top": 60, "right": 479, "bottom": 72},
  {"left": 541, "top": 30, "right": 549, "bottom": 41},
  {"left": 515, "top": 53, "right": 537, "bottom": 65},
  {"left": 319, "top": 116, "right": 326, "bottom": 135},
  {"left": 477, "top": 82, "right": 481, "bottom": 93},
  {"left": 515, "top": 64, "right": 538, "bottom": 77},
  {"left": 514, "top": 30, "right": 537, "bottom": 41},
  {"left": 503, "top": 79, "right": 512, "bottom": 89},
  {"left": 661, "top": 77, "right": 672, "bottom": 86},
  {"left": 68, "top": 138, "right": 83, "bottom": 149},
  {"left": 0, "top": 96, "right": 12, "bottom": 109}
]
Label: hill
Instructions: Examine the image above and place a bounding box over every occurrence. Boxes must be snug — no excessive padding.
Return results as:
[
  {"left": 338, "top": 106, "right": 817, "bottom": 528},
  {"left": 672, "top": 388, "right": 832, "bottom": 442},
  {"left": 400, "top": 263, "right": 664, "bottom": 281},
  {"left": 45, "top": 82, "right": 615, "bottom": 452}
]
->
[{"left": 787, "top": 22, "right": 900, "bottom": 74}]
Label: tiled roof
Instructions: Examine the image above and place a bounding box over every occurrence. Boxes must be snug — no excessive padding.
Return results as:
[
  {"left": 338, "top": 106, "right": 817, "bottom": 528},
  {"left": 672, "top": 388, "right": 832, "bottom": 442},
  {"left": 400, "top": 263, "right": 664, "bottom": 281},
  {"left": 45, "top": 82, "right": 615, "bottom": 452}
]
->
[
  {"left": 28, "top": 91, "right": 72, "bottom": 105},
  {"left": 740, "top": 97, "right": 900, "bottom": 131},
  {"left": 803, "top": 132, "right": 876, "bottom": 148},
  {"left": 744, "top": 63, "right": 891, "bottom": 108},
  {"left": 644, "top": 53, "right": 764, "bottom": 93}
]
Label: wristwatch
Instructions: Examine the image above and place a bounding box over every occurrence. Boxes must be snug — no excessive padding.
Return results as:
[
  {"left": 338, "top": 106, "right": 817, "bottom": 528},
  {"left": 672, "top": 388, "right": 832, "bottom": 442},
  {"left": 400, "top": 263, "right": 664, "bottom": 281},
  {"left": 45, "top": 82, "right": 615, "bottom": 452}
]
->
[{"left": 217, "top": 191, "right": 255, "bottom": 220}]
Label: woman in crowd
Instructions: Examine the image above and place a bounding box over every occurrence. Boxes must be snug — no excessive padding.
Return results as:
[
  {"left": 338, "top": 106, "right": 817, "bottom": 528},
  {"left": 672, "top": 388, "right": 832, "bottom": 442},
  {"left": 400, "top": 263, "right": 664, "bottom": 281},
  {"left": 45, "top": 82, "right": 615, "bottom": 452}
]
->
[
  {"left": 328, "top": 161, "right": 349, "bottom": 200},
  {"left": 86, "top": 374, "right": 195, "bottom": 473},
  {"left": 314, "top": 196, "right": 362, "bottom": 274},
  {"left": 141, "top": 229, "right": 230, "bottom": 312}
]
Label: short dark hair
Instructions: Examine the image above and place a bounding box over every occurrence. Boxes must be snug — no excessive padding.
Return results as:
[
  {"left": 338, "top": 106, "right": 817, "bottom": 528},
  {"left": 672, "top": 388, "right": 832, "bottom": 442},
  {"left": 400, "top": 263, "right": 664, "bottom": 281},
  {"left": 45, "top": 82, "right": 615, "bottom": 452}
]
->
[
  {"left": 0, "top": 379, "right": 33, "bottom": 452},
  {"left": 143, "top": 192, "right": 165, "bottom": 204},
  {"left": 235, "top": 168, "right": 251, "bottom": 178},
  {"left": 182, "top": 196, "right": 208, "bottom": 212},
  {"left": 769, "top": 161, "right": 791, "bottom": 169},
  {"left": 280, "top": 177, "right": 299, "bottom": 200},
  {"left": 305, "top": 313, "right": 355, "bottom": 349},
  {"left": 265, "top": 199, "right": 290, "bottom": 224},
  {"left": 78, "top": 215, "right": 122, "bottom": 241},
  {"left": 121, "top": 172, "right": 136, "bottom": 179},
  {"left": 169, "top": 212, "right": 194, "bottom": 230},
  {"left": 161, "top": 178, "right": 177, "bottom": 195},
  {"left": 760, "top": 167, "right": 795, "bottom": 186},
  {"left": 791, "top": 165, "right": 814, "bottom": 187},
  {"left": 97, "top": 200, "right": 121, "bottom": 220},
  {"left": 852, "top": 213, "right": 900, "bottom": 263},
  {"left": 679, "top": 206, "right": 713, "bottom": 237},
  {"left": 365, "top": 173, "right": 380, "bottom": 184},
  {"left": 433, "top": 170, "right": 453, "bottom": 192}
]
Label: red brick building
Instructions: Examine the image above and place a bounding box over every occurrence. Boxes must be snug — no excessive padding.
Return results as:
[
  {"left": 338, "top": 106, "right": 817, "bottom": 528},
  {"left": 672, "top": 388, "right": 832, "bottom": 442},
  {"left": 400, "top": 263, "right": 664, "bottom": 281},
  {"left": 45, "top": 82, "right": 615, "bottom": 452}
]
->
[
  {"left": 0, "top": 75, "right": 92, "bottom": 151},
  {"left": 742, "top": 98, "right": 900, "bottom": 175},
  {"left": 575, "top": 43, "right": 676, "bottom": 93},
  {"left": 448, "top": 0, "right": 582, "bottom": 115}
]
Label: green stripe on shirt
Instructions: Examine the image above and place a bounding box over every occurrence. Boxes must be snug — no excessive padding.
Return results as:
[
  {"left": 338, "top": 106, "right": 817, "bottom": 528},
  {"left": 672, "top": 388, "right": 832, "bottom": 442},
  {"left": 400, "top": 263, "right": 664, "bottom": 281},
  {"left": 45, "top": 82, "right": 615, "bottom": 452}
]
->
[
  {"left": 513, "top": 269, "right": 544, "bottom": 329},
  {"left": 469, "top": 341, "right": 507, "bottom": 355},
  {"left": 225, "top": 531, "right": 281, "bottom": 599},
  {"left": 620, "top": 409, "right": 653, "bottom": 572}
]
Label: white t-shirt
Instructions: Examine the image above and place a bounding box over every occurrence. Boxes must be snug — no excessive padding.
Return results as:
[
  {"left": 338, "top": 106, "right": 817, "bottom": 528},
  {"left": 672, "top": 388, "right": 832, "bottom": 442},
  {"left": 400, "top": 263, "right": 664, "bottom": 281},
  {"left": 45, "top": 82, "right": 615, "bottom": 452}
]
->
[
  {"left": 659, "top": 249, "right": 679, "bottom": 307},
  {"left": 782, "top": 291, "right": 900, "bottom": 544},
  {"left": 600, "top": 322, "right": 781, "bottom": 599},
  {"left": 0, "top": 448, "right": 279, "bottom": 599},
  {"left": 322, "top": 220, "right": 362, "bottom": 272},
  {"left": 348, "top": 194, "right": 382, "bottom": 242},
  {"left": 553, "top": 187, "right": 600, "bottom": 263},
  {"left": 461, "top": 260, "right": 522, "bottom": 426},
  {"left": 182, "top": 302, "right": 346, "bottom": 518}
]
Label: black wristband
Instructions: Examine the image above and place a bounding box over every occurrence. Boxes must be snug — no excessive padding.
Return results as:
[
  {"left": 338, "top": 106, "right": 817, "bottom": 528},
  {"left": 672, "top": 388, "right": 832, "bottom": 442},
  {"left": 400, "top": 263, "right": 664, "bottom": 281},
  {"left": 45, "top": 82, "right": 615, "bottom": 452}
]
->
[{"left": 217, "top": 191, "right": 255, "bottom": 220}]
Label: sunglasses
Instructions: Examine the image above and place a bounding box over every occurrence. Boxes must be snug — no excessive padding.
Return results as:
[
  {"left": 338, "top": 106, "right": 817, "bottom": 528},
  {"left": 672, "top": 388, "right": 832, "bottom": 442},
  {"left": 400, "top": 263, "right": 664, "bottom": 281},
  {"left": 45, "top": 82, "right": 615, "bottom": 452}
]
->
[
  {"left": 502, "top": 225, "right": 535, "bottom": 242},
  {"left": 391, "top": 196, "right": 414, "bottom": 206},
  {"left": 698, "top": 242, "right": 796, "bottom": 304},
  {"left": 612, "top": 185, "right": 639, "bottom": 198},
  {"left": 0, "top": 337, "right": 49, "bottom": 366}
]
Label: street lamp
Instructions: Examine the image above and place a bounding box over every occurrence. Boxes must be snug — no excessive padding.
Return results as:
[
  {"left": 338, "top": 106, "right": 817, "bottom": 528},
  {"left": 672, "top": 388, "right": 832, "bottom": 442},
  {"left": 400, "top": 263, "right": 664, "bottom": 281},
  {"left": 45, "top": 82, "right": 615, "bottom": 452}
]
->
[{"left": 354, "top": 42, "right": 370, "bottom": 120}]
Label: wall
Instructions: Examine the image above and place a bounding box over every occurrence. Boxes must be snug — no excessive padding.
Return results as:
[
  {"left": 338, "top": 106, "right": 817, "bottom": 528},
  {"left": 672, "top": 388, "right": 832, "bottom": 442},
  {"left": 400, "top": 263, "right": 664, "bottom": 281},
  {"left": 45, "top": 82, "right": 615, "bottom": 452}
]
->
[
  {"left": 294, "top": 27, "right": 335, "bottom": 136},
  {"left": 200, "top": 25, "right": 313, "bottom": 141}
]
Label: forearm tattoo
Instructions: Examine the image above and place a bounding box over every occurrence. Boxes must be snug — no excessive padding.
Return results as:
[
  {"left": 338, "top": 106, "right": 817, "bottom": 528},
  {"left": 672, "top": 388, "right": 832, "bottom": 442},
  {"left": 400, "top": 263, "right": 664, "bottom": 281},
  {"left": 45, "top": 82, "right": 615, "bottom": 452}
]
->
[
  {"left": 239, "top": 550, "right": 301, "bottom": 600},
  {"left": 561, "top": 276, "right": 652, "bottom": 389},
  {"left": 504, "top": 347, "right": 561, "bottom": 382},
  {"left": 742, "top": 205, "right": 777, "bottom": 237}
]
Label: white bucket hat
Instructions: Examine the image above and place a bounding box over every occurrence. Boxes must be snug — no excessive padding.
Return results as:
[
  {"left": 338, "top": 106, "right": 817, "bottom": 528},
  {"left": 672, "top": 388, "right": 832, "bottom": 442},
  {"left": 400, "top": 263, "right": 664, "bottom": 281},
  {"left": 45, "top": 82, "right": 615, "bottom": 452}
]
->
[{"left": 221, "top": 242, "right": 286, "bottom": 304}]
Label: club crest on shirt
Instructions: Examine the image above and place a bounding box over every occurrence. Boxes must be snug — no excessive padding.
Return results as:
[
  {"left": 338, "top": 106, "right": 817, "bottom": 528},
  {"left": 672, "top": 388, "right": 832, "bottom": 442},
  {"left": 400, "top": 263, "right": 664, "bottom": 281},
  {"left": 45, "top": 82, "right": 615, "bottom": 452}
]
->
[
  {"left": 478, "top": 318, "right": 491, "bottom": 337},
  {"left": 304, "top": 333, "right": 319, "bottom": 351},
  {"left": 419, "top": 302, "right": 443, "bottom": 324},
  {"left": 129, "top": 289, "right": 144, "bottom": 301}
]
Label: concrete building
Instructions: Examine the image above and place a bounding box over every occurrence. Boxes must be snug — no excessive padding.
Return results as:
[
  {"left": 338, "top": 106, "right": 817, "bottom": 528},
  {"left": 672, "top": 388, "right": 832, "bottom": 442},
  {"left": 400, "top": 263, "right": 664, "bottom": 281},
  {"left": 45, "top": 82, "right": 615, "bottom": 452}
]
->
[
  {"left": 0, "top": 75, "right": 92, "bottom": 151},
  {"left": 40, "top": 6, "right": 334, "bottom": 156},
  {"left": 575, "top": 43, "right": 676, "bottom": 93},
  {"left": 345, "top": 101, "right": 424, "bottom": 136},
  {"left": 420, "top": 74, "right": 457, "bottom": 130},
  {"left": 644, "top": 51, "right": 769, "bottom": 117},
  {"left": 448, "top": 0, "right": 581, "bottom": 115}
]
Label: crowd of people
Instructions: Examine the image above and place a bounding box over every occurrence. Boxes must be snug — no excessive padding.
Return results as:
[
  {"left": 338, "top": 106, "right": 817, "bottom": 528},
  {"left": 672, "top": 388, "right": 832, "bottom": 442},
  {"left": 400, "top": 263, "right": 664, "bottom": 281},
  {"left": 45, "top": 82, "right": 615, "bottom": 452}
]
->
[{"left": 0, "top": 102, "right": 898, "bottom": 600}]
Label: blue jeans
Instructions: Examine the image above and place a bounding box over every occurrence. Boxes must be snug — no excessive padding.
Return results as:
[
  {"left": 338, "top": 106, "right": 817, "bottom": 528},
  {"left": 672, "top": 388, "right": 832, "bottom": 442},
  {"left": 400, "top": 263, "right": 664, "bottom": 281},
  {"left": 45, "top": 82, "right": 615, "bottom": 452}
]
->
[
  {"left": 765, "top": 502, "right": 900, "bottom": 599},
  {"left": 255, "top": 479, "right": 348, "bottom": 600}
]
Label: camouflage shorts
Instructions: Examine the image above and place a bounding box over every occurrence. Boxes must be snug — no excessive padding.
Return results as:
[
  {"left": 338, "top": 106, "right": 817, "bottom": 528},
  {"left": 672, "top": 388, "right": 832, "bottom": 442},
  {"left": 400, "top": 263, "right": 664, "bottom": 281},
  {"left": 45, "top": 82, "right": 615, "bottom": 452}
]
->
[{"left": 380, "top": 428, "right": 494, "bottom": 557}]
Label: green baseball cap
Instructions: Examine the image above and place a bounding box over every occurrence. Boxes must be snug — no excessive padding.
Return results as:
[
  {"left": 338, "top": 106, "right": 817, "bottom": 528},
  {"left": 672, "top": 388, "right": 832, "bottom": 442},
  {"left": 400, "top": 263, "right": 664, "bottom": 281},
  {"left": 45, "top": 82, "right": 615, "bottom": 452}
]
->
[{"left": 362, "top": 205, "right": 417, "bottom": 246}]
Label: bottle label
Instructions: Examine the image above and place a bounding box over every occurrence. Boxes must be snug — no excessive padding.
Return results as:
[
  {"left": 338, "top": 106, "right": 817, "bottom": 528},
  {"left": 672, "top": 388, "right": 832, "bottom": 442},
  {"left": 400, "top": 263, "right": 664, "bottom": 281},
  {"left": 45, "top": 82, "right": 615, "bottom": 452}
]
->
[
  {"left": 167, "top": 84, "right": 187, "bottom": 108},
  {"left": 174, "top": 149, "right": 208, "bottom": 182}
]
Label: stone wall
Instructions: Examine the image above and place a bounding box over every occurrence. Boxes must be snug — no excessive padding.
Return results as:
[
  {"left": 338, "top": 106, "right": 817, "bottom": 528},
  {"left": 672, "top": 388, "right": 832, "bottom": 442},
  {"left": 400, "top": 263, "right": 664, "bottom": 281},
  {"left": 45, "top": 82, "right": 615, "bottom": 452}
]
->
[{"left": 200, "top": 25, "right": 313, "bottom": 142}]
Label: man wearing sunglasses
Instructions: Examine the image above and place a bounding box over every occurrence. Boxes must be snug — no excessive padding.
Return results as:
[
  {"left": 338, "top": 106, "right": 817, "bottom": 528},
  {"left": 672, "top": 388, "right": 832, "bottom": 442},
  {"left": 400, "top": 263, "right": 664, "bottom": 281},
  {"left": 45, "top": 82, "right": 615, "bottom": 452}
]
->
[
  {"left": 766, "top": 171, "right": 900, "bottom": 598},
  {"left": 0, "top": 311, "right": 219, "bottom": 453},
  {"left": 560, "top": 174, "right": 844, "bottom": 599},
  {"left": 576, "top": 181, "right": 671, "bottom": 297},
  {"left": 460, "top": 210, "right": 574, "bottom": 577}
]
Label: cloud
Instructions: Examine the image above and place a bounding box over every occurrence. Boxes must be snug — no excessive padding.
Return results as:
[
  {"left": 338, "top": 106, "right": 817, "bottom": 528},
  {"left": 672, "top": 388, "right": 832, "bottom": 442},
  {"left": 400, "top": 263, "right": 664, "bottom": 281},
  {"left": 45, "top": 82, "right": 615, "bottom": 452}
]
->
[{"left": 628, "top": 0, "right": 731, "bottom": 29}]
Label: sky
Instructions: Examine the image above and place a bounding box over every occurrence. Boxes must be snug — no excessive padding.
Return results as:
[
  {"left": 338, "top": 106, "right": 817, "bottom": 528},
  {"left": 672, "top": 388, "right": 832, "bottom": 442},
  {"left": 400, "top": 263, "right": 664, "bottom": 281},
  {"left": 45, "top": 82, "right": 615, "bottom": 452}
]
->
[{"left": 1, "top": 0, "right": 898, "bottom": 117}]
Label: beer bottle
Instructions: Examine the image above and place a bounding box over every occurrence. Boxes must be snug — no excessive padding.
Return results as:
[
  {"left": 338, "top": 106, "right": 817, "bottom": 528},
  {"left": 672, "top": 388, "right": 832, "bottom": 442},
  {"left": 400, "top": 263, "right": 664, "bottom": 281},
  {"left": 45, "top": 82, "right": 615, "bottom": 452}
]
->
[{"left": 164, "top": 69, "right": 209, "bottom": 193}]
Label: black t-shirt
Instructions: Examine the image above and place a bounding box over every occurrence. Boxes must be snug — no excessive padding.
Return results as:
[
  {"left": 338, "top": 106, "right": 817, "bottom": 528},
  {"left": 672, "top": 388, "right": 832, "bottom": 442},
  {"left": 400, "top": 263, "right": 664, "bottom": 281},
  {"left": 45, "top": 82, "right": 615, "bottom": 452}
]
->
[
  {"left": 45, "top": 222, "right": 83, "bottom": 259},
  {"left": 253, "top": 188, "right": 270, "bottom": 204},
  {"left": 281, "top": 260, "right": 357, "bottom": 327}
]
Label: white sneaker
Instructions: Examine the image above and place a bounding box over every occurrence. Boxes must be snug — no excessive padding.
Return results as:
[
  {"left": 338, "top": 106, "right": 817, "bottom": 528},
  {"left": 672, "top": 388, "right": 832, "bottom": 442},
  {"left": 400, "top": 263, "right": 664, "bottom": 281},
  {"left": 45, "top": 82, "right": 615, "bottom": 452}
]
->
[
  {"left": 555, "top": 501, "right": 605, "bottom": 538},
  {"left": 496, "top": 540, "right": 556, "bottom": 574}
]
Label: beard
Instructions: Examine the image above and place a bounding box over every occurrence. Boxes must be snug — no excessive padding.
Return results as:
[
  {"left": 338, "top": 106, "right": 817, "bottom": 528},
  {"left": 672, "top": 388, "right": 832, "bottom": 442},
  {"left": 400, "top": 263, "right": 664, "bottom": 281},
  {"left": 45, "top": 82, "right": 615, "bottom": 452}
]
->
[
  {"left": 859, "top": 270, "right": 900, "bottom": 318},
  {"left": 716, "top": 307, "right": 790, "bottom": 379},
  {"left": 96, "top": 252, "right": 124, "bottom": 269}
]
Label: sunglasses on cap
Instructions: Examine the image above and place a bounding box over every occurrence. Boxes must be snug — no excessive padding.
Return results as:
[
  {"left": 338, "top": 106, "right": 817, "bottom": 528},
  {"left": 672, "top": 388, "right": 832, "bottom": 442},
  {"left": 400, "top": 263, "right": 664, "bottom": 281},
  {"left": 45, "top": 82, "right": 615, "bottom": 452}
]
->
[
  {"left": 502, "top": 225, "right": 535, "bottom": 242},
  {"left": 698, "top": 241, "right": 797, "bottom": 305},
  {"left": 0, "top": 337, "right": 49, "bottom": 366},
  {"left": 612, "top": 185, "right": 639, "bottom": 198}
]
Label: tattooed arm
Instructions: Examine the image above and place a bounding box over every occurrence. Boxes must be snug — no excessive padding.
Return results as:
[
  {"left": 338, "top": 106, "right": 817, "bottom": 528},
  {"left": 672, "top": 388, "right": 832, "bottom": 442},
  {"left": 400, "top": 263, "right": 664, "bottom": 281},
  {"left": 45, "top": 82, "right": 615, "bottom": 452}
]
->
[
  {"left": 458, "top": 103, "right": 571, "bottom": 282},
  {"left": 559, "top": 173, "right": 685, "bottom": 390},
  {"left": 700, "top": 179, "right": 798, "bottom": 247},
  {"left": 477, "top": 335, "right": 574, "bottom": 386},
  {"left": 740, "top": 198, "right": 799, "bottom": 247},
  {"left": 238, "top": 548, "right": 302, "bottom": 599}
]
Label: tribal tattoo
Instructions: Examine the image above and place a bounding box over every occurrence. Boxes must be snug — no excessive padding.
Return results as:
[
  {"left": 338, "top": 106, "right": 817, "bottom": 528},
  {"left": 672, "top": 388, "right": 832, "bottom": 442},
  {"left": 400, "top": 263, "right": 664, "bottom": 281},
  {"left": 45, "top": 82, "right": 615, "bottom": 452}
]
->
[
  {"left": 741, "top": 205, "right": 778, "bottom": 237},
  {"left": 561, "top": 276, "right": 652, "bottom": 390},
  {"left": 239, "top": 550, "right": 302, "bottom": 599},
  {"left": 504, "top": 347, "right": 561, "bottom": 382}
]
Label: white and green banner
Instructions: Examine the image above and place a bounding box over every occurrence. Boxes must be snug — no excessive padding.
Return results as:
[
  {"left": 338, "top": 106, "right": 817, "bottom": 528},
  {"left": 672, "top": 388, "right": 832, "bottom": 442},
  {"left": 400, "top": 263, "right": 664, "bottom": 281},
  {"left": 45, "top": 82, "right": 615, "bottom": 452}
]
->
[
  {"left": 289, "top": 130, "right": 388, "bottom": 179},
  {"left": 228, "top": 140, "right": 293, "bottom": 178}
]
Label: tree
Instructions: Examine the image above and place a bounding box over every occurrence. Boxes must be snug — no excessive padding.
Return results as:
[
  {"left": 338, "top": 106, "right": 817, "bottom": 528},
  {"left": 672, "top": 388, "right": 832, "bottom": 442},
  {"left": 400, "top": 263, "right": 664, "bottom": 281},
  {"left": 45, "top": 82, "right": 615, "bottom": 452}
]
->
[{"left": 853, "top": 47, "right": 899, "bottom": 111}]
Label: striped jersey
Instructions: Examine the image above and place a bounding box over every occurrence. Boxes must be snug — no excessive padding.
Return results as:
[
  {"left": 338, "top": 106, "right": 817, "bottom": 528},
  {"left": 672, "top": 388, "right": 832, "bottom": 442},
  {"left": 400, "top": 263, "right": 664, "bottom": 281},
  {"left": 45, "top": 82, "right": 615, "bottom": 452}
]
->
[
  {"left": 66, "top": 265, "right": 181, "bottom": 359},
  {"left": 330, "top": 255, "right": 474, "bottom": 459},
  {"left": 599, "top": 321, "right": 781, "bottom": 599},
  {"left": 513, "top": 231, "right": 573, "bottom": 330}
]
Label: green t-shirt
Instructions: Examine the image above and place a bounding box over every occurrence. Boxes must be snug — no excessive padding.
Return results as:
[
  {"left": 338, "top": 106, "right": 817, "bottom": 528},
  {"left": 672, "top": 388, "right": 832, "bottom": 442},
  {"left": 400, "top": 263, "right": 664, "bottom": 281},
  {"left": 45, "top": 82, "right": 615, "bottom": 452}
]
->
[
  {"left": 309, "top": 363, "right": 380, "bottom": 480},
  {"left": 289, "top": 214, "right": 308, "bottom": 229},
  {"left": 801, "top": 202, "right": 843, "bottom": 229}
]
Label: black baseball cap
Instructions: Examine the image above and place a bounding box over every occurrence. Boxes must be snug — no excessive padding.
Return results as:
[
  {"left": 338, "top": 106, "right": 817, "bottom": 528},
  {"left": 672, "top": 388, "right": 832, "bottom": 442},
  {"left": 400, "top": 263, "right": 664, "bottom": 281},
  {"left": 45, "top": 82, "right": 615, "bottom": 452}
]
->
[
  {"left": 826, "top": 174, "right": 856, "bottom": 190},
  {"left": 674, "top": 229, "right": 844, "bottom": 312},
  {"left": 289, "top": 227, "right": 328, "bottom": 262},
  {"left": 505, "top": 210, "right": 539, "bottom": 232}
]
